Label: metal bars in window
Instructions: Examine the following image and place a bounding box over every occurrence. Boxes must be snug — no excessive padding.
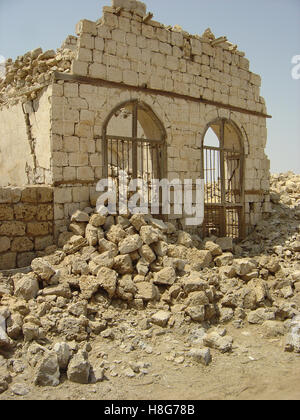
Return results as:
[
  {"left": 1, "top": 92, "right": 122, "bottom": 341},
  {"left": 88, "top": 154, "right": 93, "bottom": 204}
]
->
[
  {"left": 201, "top": 119, "right": 245, "bottom": 239},
  {"left": 101, "top": 100, "right": 166, "bottom": 215}
]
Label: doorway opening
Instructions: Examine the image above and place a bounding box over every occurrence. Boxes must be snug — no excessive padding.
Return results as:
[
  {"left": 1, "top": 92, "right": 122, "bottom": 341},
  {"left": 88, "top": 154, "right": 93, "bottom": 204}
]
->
[
  {"left": 102, "top": 100, "right": 167, "bottom": 215},
  {"left": 201, "top": 118, "right": 245, "bottom": 239}
]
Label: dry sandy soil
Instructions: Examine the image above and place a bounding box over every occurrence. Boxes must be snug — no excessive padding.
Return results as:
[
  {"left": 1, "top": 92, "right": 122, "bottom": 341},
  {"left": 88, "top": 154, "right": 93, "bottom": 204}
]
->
[{"left": 1, "top": 323, "right": 299, "bottom": 401}]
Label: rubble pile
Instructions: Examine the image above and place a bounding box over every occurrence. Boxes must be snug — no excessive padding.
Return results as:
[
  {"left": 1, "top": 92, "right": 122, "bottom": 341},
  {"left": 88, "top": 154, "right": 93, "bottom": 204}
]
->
[
  {"left": 0, "top": 172, "right": 299, "bottom": 393},
  {"left": 241, "top": 172, "right": 300, "bottom": 256},
  {"left": 0, "top": 36, "right": 77, "bottom": 106}
]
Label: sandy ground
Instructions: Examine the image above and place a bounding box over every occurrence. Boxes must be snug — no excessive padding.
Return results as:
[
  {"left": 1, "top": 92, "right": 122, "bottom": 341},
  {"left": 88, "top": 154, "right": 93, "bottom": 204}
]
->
[{"left": 1, "top": 323, "right": 299, "bottom": 401}]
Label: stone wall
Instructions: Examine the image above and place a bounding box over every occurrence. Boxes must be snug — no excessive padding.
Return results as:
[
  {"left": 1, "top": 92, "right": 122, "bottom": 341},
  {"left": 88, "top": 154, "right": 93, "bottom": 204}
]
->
[
  {"left": 50, "top": 0, "right": 269, "bottom": 234},
  {"left": 0, "top": 0, "right": 271, "bottom": 238},
  {"left": 0, "top": 186, "right": 54, "bottom": 270},
  {"left": 0, "top": 86, "right": 53, "bottom": 187},
  {"left": 0, "top": 44, "right": 75, "bottom": 107},
  {"left": 50, "top": 78, "right": 270, "bottom": 236},
  {"left": 0, "top": 103, "right": 34, "bottom": 187},
  {"left": 71, "top": 4, "right": 266, "bottom": 114}
]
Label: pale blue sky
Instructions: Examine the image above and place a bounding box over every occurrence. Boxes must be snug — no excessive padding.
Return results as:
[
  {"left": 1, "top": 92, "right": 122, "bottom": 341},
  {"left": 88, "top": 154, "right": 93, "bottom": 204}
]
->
[{"left": 0, "top": 0, "right": 299, "bottom": 173}]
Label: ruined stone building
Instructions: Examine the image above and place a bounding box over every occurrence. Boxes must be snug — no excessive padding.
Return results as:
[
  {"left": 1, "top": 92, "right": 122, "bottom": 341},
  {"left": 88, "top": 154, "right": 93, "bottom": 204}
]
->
[{"left": 0, "top": 0, "right": 271, "bottom": 269}]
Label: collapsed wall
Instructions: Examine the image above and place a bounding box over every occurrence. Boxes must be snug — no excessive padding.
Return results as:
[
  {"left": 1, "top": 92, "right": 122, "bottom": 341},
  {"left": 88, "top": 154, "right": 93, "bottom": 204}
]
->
[
  {"left": 0, "top": 87, "right": 53, "bottom": 187},
  {"left": 0, "top": 0, "right": 271, "bottom": 246},
  {"left": 0, "top": 37, "right": 76, "bottom": 106},
  {"left": 50, "top": 0, "right": 271, "bottom": 236},
  {"left": 0, "top": 35, "right": 76, "bottom": 187}
]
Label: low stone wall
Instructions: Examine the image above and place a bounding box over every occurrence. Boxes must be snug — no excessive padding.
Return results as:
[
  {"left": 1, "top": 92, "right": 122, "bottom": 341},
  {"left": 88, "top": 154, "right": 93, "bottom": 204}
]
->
[{"left": 0, "top": 186, "right": 54, "bottom": 270}]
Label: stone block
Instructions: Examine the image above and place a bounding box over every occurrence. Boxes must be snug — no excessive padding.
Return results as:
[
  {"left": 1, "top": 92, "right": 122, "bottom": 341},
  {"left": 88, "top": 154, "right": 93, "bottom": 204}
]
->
[
  {"left": 151, "top": 310, "right": 171, "bottom": 327},
  {"left": 136, "top": 282, "right": 157, "bottom": 301},
  {"left": 52, "top": 83, "right": 64, "bottom": 97},
  {"left": 16, "top": 252, "right": 36, "bottom": 268},
  {"left": 77, "top": 48, "right": 93, "bottom": 63},
  {"left": 159, "top": 41, "right": 172, "bottom": 56},
  {"left": 250, "top": 73, "right": 261, "bottom": 87},
  {"left": 112, "top": 29, "right": 126, "bottom": 44},
  {"left": 89, "top": 63, "right": 107, "bottom": 79},
  {"left": 37, "top": 188, "right": 53, "bottom": 203},
  {"left": 156, "top": 27, "right": 169, "bottom": 43},
  {"left": 130, "top": 19, "right": 141, "bottom": 35},
  {"left": 95, "top": 37, "right": 105, "bottom": 51},
  {"left": 14, "top": 204, "right": 37, "bottom": 221},
  {"left": 36, "top": 205, "right": 54, "bottom": 221},
  {"left": 216, "top": 237, "right": 233, "bottom": 252},
  {"left": 102, "top": 11, "right": 119, "bottom": 28},
  {"left": 21, "top": 188, "right": 39, "bottom": 203},
  {"left": 123, "top": 70, "right": 138, "bottom": 85},
  {"left": 64, "top": 83, "right": 79, "bottom": 98},
  {"left": 65, "top": 203, "right": 81, "bottom": 218},
  {"left": 0, "top": 188, "right": 22, "bottom": 204},
  {"left": 89, "top": 188, "right": 98, "bottom": 207},
  {"left": 76, "top": 120, "right": 93, "bottom": 137},
  {"left": 35, "top": 235, "right": 54, "bottom": 251},
  {"left": 77, "top": 167, "right": 95, "bottom": 181},
  {"left": 76, "top": 19, "right": 97, "bottom": 36},
  {"left": 0, "top": 237, "right": 11, "bottom": 253},
  {"left": 112, "top": 0, "right": 147, "bottom": 16},
  {"left": 0, "top": 189, "right": 10, "bottom": 204},
  {"left": 80, "top": 139, "right": 95, "bottom": 153},
  {"left": 72, "top": 187, "right": 90, "bottom": 203},
  {"left": 0, "top": 252, "right": 17, "bottom": 270},
  {"left": 166, "top": 55, "right": 179, "bottom": 71},
  {"left": 0, "top": 205, "right": 14, "bottom": 221},
  {"left": 63, "top": 136, "right": 80, "bottom": 153},
  {"left": 69, "top": 223, "right": 86, "bottom": 237},
  {"left": 151, "top": 52, "right": 166, "bottom": 67},
  {"left": 54, "top": 188, "right": 73, "bottom": 204},
  {"left": 71, "top": 61, "right": 89, "bottom": 76},
  {"left": 190, "top": 38, "right": 202, "bottom": 55},
  {"left": 142, "top": 24, "right": 154, "bottom": 39},
  {"left": 62, "top": 168, "right": 76, "bottom": 183},
  {"left": 107, "top": 67, "right": 123, "bottom": 83},
  {"left": 78, "top": 35, "right": 94, "bottom": 51},
  {"left": 53, "top": 152, "right": 69, "bottom": 167},
  {"left": 11, "top": 237, "right": 34, "bottom": 252},
  {"left": 27, "top": 222, "right": 50, "bottom": 237},
  {"left": 89, "top": 154, "right": 102, "bottom": 168},
  {"left": 54, "top": 204, "right": 65, "bottom": 220},
  {"left": 0, "top": 222, "right": 26, "bottom": 236}
]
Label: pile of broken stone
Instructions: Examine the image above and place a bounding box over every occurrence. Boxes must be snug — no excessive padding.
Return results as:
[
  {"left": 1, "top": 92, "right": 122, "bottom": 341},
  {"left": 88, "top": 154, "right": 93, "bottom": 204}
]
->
[
  {"left": 242, "top": 172, "right": 300, "bottom": 257},
  {"left": 0, "top": 173, "right": 299, "bottom": 393},
  {"left": 0, "top": 42, "right": 75, "bottom": 106}
]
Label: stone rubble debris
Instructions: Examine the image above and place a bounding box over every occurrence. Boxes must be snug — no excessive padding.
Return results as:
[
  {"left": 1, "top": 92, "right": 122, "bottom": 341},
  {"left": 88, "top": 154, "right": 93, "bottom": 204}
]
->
[
  {"left": 0, "top": 172, "right": 299, "bottom": 394},
  {"left": 0, "top": 314, "right": 9, "bottom": 348},
  {"left": 285, "top": 315, "right": 300, "bottom": 353},
  {"left": 0, "top": 43, "right": 76, "bottom": 105}
]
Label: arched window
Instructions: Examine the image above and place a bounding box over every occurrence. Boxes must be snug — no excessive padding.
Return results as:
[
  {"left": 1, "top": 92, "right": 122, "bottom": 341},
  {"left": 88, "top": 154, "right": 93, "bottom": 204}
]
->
[
  {"left": 201, "top": 118, "right": 245, "bottom": 239},
  {"left": 102, "top": 100, "right": 167, "bottom": 214}
]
